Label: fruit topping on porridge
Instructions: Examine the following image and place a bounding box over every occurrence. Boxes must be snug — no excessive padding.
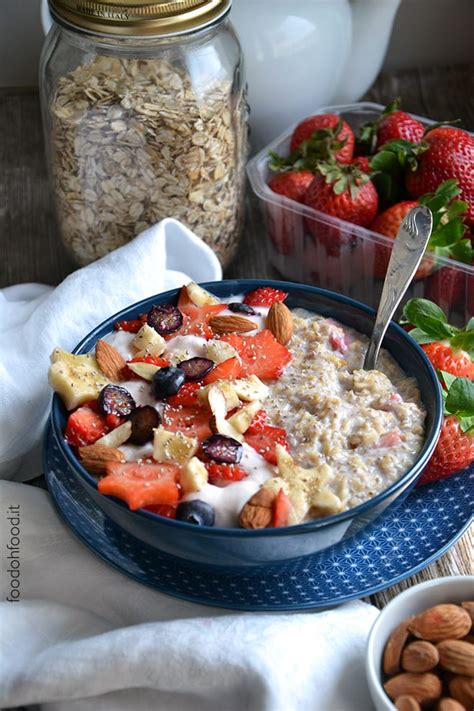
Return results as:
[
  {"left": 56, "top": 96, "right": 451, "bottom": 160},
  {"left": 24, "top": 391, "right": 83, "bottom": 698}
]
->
[{"left": 49, "top": 283, "right": 426, "bottom": 528}]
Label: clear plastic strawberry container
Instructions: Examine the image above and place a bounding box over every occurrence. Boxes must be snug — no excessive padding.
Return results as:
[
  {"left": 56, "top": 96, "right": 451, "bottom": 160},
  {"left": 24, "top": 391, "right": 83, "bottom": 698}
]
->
[{"left": 246, "top": 102, "right": 473, "bottom": 325}]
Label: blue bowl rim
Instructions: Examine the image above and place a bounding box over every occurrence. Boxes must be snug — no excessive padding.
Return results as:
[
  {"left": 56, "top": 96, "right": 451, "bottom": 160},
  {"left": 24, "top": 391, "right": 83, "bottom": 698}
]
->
[{"left": 50, "top": 278, "right": 443, "bottom": 538}]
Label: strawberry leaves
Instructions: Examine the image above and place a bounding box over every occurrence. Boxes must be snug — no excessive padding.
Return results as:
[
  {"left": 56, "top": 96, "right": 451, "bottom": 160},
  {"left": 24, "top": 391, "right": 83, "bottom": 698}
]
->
[
  {"left": 402, "top": 298, "right": 474, "bottom": 357},
  {"left": 268, "top": 118, "right": 349, "bottom": 173},
  {"left": 368, "top": 139, "right": 428, "bottom": 203},
  {"left": 438, "top": 370, "right": 474, "bottom": 434},
  {"left": 418, "top": 180, "right": 472, "bottom": 264}
]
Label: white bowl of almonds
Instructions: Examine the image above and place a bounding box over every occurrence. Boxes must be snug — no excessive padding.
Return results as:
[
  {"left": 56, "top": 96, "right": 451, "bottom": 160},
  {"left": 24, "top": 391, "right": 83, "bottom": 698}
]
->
[{"left": 366, "top": 576, "right": 474, "bottom": 711}]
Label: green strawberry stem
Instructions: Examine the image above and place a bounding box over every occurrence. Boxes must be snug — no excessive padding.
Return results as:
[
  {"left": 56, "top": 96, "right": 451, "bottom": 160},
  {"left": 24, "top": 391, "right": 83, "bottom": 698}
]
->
[
  {"left": 438, "top": 370, "right": 474, "bottom": 434},
  {"left": 356, "top": 98, "right": 401, "bottom": 155},
  {"left": 316, "top": 160, "right": 370, "bottom": 199},
  {"left": 368, "top": 138, "right": 428, "bottom": 204},
  {"left": 402, "top": 298, "right": 474, "bottom": 357}
]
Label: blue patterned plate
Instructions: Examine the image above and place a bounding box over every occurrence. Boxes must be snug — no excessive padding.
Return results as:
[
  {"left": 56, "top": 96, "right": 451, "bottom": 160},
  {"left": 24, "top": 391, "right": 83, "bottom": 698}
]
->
[{"left": 44, "top": 426, "right": 473, "bottom": 610}]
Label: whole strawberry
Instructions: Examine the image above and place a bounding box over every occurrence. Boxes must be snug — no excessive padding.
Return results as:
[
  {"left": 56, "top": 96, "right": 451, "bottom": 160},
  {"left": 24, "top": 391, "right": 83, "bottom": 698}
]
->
[
  {"left": 402, "top": 298, "right": 474, "bottom": 380},
  {"left": 267, "top": 170, "right": 315, "bottom": 202},
  {"left": 356, "top": 99, "right": 425, "bottom": 155},
  {"left": 371, "top": 180, "right": 472, "bottom": 280},
  {"left": 304, "top": 161, "right": 378, "bottom": 227},
  {"left": 376, "top": 109, "right": 424, "bottom": 148},
  {"left": 290, "top": 113, "right": 354, "bottom": 163},
  {"left": 406, "top": 127, "right": 474, "bottom": 225},
  {"left": 416, "top": 372, "right": 474, "bottom": 486}
]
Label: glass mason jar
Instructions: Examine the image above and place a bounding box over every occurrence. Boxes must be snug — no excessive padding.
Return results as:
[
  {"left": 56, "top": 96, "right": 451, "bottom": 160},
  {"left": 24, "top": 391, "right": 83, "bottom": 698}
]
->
[{"left": 40, "top": 0, "right": 247, "bottom": 267}]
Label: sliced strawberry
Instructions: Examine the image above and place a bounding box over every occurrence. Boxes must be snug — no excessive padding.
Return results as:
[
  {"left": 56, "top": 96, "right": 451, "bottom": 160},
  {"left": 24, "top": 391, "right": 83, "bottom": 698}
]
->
[
  {"left": 273, "top": 488, "right": 292, "bottom": 527},
  {"left": 162, "top": 405, "right": 212, "bottom": 441},
  {"left": 376, "top": 431, "right": 402, "bottom": 448},
  {"left": 206, "top": 462, "right": 248, "bottom": 487},
  {"left": 128, "top": 355, "right": 169, "bottom": 367},
  {"left": 202, "top": 357, "right": 241, "bottom": 384},
  {"left": 176, "top": 286, "right": 225, "bottom": 339},
  {"left": 243, "top": 287, "right": 288, "bottom": 307},
  {"left": 244, "top": 425, "right": 289, "bottom": 465},
  {"left": 166, "top": 381, "right": 202, "bottom": 407},
  {"left": 105, "top": 413, "right": 123, "bottom": 429},
  {"left": 221, "top": 330, "right": 292, "bottom": 380},
  {"left": 144, "top": 503, "right": 177, "bottom": 518},
  {"left": 246, "top": 409, "right": 268, "bottom": 434},
  {"left": 65, "top": 406, "right": 109, "bottom": 447},
  {"left": 114, "top": 315, "right": 146, "bottom": 333},
  {"left": 98, "top": 461, "right": 180, "bottom": 510}
]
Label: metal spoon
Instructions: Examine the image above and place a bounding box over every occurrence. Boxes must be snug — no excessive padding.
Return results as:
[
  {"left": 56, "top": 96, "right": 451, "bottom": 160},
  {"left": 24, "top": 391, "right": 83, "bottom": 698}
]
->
[{"left": 363, "top": 205, "right": 433, "bottom": 370}]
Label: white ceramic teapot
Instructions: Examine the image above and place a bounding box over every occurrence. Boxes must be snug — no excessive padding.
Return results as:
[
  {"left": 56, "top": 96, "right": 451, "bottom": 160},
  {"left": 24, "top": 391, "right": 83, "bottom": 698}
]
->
[{"left": 230, "top": 0, "right": 401, "bottom": 148}]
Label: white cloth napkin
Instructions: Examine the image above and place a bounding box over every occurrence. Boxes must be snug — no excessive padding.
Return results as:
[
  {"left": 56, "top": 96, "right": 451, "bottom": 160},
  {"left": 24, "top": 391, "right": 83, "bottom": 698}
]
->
[
  {"left": 0, "top": 217, "right": 221, "bottom": 481},
  {"left": 0, "top": 218, "right": 379, "bottom": 710}
]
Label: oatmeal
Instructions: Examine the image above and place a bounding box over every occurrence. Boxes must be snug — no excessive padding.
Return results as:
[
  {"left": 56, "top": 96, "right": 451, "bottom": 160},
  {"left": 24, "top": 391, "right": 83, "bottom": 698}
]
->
[{"left": 49, "top": 283, "right": 426, "bottom": 528}]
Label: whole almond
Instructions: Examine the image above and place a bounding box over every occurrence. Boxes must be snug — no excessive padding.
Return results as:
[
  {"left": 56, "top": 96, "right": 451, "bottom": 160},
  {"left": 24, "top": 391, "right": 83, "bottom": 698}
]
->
[
  {"left": 437, "top": 698, "right": 468, "bottom": 711},
  {"left": 384, "top": 673, "right": 442, "bottom": 705},
  {"left": 96, "top": 339, "right": 126, "bottom": 381},
  {"left": 209, "top": 315, "right": 258, "bottom": 335},
  {"left": 266, "top": 301, "right": 293, "bottom": 345},
  {"left": 461, "top": 602, "right": 474, "bottom": 627},
  {"left": 78, "top": 444, "right": 125, "bottom": 474},
  {"left": 402, "top": 640, "right": 439, "bottom": 673},
  {"left": 437, "top": 640, "right": 474, "bottom": 676},
  {"left": 395, "top": 696, "right": 421, "bottom": 711},
  {"left": 448, "top": 676, "right": 474, "bottom": 709},
  {"left": 239, "top": 487, "right": 275, "bottom": 529},
  {"left": 409, "top": 605, "right": 472, "bottom": 642},
  {"left": 384, "top": 617, "right": 415, "bottom": 675}
]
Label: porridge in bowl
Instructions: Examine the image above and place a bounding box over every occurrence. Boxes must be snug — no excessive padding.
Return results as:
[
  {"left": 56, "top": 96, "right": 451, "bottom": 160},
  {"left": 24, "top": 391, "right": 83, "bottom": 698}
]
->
[{"left": 49, "top": 283, "right": 425, "bottom": 528}]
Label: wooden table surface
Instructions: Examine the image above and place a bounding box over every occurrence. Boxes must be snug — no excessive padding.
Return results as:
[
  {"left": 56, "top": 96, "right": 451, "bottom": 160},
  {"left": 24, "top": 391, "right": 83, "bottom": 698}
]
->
[{"left": 1, "top": 65, "right": 472, "bottom": 643}]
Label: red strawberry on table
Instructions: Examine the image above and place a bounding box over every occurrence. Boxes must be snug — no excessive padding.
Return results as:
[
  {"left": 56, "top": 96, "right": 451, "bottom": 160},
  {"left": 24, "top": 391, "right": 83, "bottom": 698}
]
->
[
  {"left": 266, "top": 170, "right": 314, "bottom": 257},
  {"left": 376, "top": 109, "right": 425, "bottom": 148},
  {"left": 356, "top": 99, "right": 425, "bottom": 155},
  {"left": 303, "top": 161, "right": 378, "bottom": 256},
  {"left": 405, "top": 127, "right": 474, "bottom": 225},
  {"left": 371, "top": 180, "right": 472, "bottom": 281},
  {"left": 425, "top": 263, "right": 467, "bottom": 316},
  {"left": 267, "top": 170, "right": 314, "bottom": 202},
  {"left": 289, "top": 113, "right": 354, "bottom": 163},
  {"left": 402, "top": 298, "right": 474, "bottom": 380},
  {"left": 416, "top": 372, "right": 474, "bottom": 486}
]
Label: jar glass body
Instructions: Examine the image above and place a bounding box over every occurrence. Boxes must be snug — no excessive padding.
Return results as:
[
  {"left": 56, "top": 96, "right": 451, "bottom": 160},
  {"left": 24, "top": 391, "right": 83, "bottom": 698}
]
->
[{"left": 39, "top": 19, "right": 247, "bottom": 267}]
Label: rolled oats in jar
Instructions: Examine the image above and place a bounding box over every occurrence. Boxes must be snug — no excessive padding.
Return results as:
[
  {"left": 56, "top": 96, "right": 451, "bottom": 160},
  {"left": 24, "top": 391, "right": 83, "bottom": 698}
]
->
[{"left": 40, "top": 0, "right": 247, "bottom": 266}]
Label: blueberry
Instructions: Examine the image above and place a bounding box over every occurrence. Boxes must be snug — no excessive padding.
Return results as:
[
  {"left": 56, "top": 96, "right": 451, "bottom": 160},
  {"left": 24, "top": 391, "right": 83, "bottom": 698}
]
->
[
  {"left": 176, "top": 500, "right": 215, "bottom": 526},
  {"left": 202, "top": 434, "right": 243, "bottom": 464},
  {"left": 228, "top": 302, "right": 256, "bottom": 316},
  {"left": 152, "top": 366, "right": 185, "bottom": 399},
  {"left": 128, "top": 405, "right": 160, "bottom": 445},
  {"left": 147, "top": 303, "right": 183, "bottom": 335},
  {"left": 99, "top": 384, "right": 136, "bottom": 417},
  {"left": 178, "top": 357, "right": 214, "bottom": 381}
]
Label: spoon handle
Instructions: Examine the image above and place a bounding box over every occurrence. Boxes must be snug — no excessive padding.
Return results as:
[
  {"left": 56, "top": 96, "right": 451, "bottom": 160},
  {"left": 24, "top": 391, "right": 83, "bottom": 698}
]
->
[{"left": 364, "top": 205, "right": 433, "bottom": 371}]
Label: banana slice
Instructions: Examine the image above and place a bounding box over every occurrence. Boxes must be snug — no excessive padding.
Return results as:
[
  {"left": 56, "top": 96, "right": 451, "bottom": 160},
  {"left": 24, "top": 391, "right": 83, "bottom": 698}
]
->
[
  {"left": 205, "top": 339, "right": 240, "bottom": 364},
  {"left": 96, "top": 421, "right": 132, "bottom": 448},
  {"left": 186, "top": 282, "right": 220, "bottom": 307},
  {"left": 227, "top": 400, "right": 262, "bottom": 434},
  {"left": 153, "top": 427, "right": 198, "bottom": 463},
  {"left": 49, "top": 348, "right": 110, "bottom": 410},
  {"left": 126, "top": 361, "right": 161, "bottom": 381},
  {"left": 198, "top": 380, "right": 240, "bottom": 412},
  {"left": 206, "top": 384, "right": 243, "bottom": 442},
  {"left": 180, "top": 457, "right": 208, "bottom": 493},
  {"left": 233, "top": 375, "right": 269, "bottom": 402},
  {"left": 132, "top": 324, "right": 166, "bottom": 358}
]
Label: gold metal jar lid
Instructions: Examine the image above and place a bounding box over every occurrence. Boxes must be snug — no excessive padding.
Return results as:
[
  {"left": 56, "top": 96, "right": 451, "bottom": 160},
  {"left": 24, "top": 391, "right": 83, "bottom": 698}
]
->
[{"left": 48, "top": 0, "right": 231, "bottom": 37}]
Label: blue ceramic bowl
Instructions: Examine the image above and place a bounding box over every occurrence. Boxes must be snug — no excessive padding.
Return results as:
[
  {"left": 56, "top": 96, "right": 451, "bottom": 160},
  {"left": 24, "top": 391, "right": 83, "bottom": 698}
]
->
[{"left": 49, "top": 280, "right": 442, "bottom": 569}]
